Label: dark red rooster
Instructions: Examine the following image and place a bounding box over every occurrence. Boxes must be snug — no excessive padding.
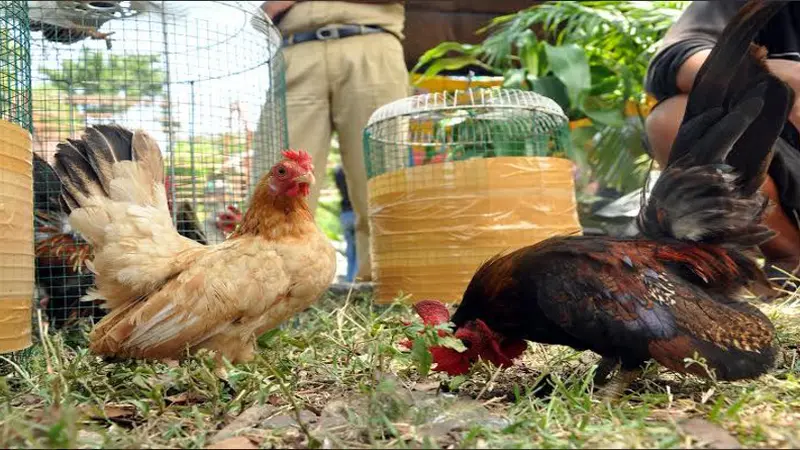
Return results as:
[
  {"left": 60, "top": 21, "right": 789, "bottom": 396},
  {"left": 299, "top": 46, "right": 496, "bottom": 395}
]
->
[
  {"left": 409, "top": 0, "right": 794, "bottom": 399},
  {"left": 34, "top": 150, "right": 239, "bottom": 328}
]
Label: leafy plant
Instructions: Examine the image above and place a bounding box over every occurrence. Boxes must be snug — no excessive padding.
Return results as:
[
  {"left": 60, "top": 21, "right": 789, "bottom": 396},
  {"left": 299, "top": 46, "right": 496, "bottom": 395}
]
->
[{"left": 413, "top": 1, "right": 690, "bottom": 193}]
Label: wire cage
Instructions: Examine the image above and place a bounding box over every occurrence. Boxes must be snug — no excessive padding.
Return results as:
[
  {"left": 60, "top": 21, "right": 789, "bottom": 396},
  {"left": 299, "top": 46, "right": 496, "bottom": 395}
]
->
[
  {"left": 363, "top": 88, "right": 583, "bottom": 304},
  {"left": 28, "top": 1, "right": 287, "bottom": 328},
  {"left": 0, "top": 0, "right": 32, "bottom": 130},
  {"left": 0, "top": 0, "right": 34, "bottom": 357}
]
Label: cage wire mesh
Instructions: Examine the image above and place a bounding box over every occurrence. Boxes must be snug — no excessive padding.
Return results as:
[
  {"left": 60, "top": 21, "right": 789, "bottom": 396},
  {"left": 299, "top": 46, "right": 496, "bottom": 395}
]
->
[
  {"left": 0, "top": 0, "right": 34, "bottom": 368},
  {"left": 29, "top": 1, "right": 287, "bottom": 329},
  {"left": 363, "top": 88, "right": 582, "bottom": 303},
  {"left": 0, "top": 0, "right": 32, "bottom": 130}
]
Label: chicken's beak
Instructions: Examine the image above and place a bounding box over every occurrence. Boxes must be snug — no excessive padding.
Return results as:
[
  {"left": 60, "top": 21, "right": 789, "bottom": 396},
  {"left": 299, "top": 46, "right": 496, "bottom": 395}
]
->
[{"left": 294, "top": 172, "right": 315, "bottom": 185}]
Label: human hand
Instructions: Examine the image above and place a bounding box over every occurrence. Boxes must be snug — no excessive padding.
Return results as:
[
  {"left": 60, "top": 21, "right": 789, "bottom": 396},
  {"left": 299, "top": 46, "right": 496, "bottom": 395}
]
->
[
  {"left": 260, "top": 1, "right": 296, "bottom": 21},
  {"left": 765, "top": 58, "right": 800, "bottom": 130}
]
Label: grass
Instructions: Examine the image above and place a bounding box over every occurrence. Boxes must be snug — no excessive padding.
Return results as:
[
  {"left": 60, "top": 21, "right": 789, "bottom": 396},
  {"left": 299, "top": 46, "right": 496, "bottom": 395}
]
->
[{"left": 1, "top": 291, "right": 799, "bottom": 449}]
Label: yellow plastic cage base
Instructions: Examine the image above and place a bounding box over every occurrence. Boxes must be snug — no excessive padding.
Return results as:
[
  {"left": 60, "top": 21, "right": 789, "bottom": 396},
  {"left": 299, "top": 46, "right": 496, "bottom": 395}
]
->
[{"left": 368, "top": 156, "right": 582, "bottom": 304}]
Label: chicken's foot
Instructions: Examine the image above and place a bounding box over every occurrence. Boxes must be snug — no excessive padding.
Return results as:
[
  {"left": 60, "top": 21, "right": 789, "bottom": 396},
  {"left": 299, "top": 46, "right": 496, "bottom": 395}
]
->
[
  {"left": 70, "top": 25, "right": 115, "bottom": 41},
  {"left": 71, "top": 25, "right": 115, "bottom": 49},
  {"left": 597, "top": 368, "right": 642, "bottom": 401},
  {"left": 593, "top": 356, "right": 620, "bottom": 386}
]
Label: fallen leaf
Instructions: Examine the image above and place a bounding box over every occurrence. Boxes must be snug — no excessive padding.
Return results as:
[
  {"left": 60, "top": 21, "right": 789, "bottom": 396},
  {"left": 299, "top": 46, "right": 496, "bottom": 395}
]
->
[
  {"left": 267, "top": 395, "right": 285, "bottom": 406},
  {"left": 678, "top": 417, "right": 741, "bottom": 449},
  {"left": 206, "top": 436, "right": 258, "bottom": 449},
  {"left": 210, "top": 405, "right": 276, "bottom": 444},
  {"left": 82, "top": 403, "right": 136, "bottom": 420},
  {"left": 105, "top": 404, "right": 136, "bottom": 419},
  {"left": 413, "top": 381, "right": 441, "bottom": 392},
  {"left": 166, "top": 392, "right": 207, "bottom": 405},
  {"left": 260, "top": 410, "right": 317, "bottom": 429}
]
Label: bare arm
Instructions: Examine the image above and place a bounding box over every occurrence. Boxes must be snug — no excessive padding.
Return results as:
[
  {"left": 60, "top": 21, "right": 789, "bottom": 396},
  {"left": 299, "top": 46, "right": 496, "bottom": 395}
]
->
[
  {"left": 645, "top": 1, "right": 745, "bottom": 100},
  {"left": 260, "top": 1, "right": 296, "bottom": 20},
  {"left": 675, "top": 49, "right": 711, "bottom": 94},
  {"left": 765, "top": 59, "right": 800, "bottom": 130}
]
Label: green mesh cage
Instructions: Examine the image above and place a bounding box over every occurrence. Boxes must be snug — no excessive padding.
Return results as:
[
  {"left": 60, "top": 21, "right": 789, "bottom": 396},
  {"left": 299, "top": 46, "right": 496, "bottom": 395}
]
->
[
  {"left": 27, "top": 1, "right": 287, "bottom": 329},
  {"left": 363, "top": 88, "right": 572, "bottom": 179},
  {"left": 0, "top": 0, "right": 32, "bottom": 131},
  {"left": 0, "top": 0, "right": 33, "bottom": 371}
]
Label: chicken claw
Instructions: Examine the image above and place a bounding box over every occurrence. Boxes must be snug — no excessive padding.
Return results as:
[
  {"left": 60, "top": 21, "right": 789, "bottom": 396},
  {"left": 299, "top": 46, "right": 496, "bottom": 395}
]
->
[
  {"left": 596, "top": 368, "right": 642, "bottom": 401},
  {"left": 592, "top": 356, "right": 620, "bottom": 386}
]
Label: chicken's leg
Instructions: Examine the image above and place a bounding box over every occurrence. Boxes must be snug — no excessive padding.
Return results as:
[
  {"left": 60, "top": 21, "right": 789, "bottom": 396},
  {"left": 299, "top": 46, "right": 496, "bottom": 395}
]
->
[
  {"left": 596, "top": 368, "right": 642, "bottom": 401},
  {"left": 70, "top": 25, "right": 115, "bottom": 49},
  {"left": 69, "top": 25, "right": 115, "bottom": 41},
  {"left": 593, "top": 356, "right": 620, "bottom": 386}
]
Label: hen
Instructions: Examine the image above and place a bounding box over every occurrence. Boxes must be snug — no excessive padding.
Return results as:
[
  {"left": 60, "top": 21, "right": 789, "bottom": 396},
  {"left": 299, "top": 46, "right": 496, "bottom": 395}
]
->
[
  {"left": 411, "top": 0, "right": 793, "bottom": 398},
  {"left": 52, "top": 124, "right": 336, "bottom": 366},
  {"left": 34, "top": 152, "right": 218, "bottom": 327}
]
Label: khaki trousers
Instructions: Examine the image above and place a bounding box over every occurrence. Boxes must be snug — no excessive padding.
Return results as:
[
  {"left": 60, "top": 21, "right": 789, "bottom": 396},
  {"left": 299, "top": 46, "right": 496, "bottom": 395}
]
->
[{"left": 283, "top": 32, "right": 409, "bottom": 281}]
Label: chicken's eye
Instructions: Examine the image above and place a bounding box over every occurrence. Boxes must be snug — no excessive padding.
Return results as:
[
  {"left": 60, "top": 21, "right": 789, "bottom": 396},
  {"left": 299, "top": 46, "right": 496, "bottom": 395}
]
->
[{"left": 276, "top": 166, "right": 287, "bottom": 177}]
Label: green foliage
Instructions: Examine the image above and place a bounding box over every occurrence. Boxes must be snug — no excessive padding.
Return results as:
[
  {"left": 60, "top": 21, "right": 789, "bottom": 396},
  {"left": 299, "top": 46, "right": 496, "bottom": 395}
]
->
[
  {"left": 40, "top": 48, "right": 164, "bottom": 114},
  {"left": 32, "top": 85, "right": 84, "bottom": 132},
  {"left": 413, "top": 1, "right": 690, "bottom": 193},
  {"left": 410, "top": 337, "right": 433, "bottom": 377},
  {"left": 419, "top": 111, "right": 570, "bottom": 164}
]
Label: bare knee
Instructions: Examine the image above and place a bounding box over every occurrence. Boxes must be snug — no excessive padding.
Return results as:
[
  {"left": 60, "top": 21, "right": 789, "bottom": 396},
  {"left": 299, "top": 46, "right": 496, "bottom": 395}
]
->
[{"left": 645, "top": 95, "right": 689, "bottom": 168}]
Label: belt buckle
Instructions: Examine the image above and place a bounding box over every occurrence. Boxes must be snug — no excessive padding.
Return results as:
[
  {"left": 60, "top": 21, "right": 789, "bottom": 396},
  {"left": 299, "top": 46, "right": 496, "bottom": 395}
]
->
[{"left": 315, "top": 25, "right": 340, "bottom": 41}]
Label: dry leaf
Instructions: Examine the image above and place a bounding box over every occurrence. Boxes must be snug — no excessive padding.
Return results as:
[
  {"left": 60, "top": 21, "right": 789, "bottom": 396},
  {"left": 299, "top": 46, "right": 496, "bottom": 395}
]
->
[
  {"left": 210, "top": 405, "right": 276, "bottom": 444},
  {"left": 206, "top": 436, "right": 258, "bottom": 449},
  {"left": 103, "top": 404, "right": 136, "bottom": 419},
  {"left": 267, "top": 395, "right": 285, "bottom": 406},
  {"left": 413, "top": 381, "right": 441, "bottom": 392},
  {"left": 166, "top": 392, "right": 207, "bottom": 405},
  {"left": 679, "top": 417, "right": 742, "bottom": 449}
]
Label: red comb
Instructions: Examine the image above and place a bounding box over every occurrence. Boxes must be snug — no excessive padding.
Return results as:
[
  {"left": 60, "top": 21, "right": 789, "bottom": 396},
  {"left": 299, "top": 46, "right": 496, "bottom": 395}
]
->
[
  {"left": 282, "top": 149, "right": 313, "bottom": 171},
  {"left": 400, "top": 300, "right": 452, "bottom": 351},
  {"left": 412, "top": 300, "right": 451, "bottom": 326}
]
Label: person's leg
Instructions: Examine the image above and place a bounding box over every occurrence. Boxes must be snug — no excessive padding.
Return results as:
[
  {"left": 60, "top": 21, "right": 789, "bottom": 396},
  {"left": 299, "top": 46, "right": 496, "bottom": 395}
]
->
[
  {"left": 329, "top": 33, "right": 410, "bottom": 282},
  {"left": 282, "top": 41, "right": 333, "bottom": 212},
  {"left": 646, "top": 94, "right": 800, "bottom": 273},
  {"left": 340, "top": 210, "right": 357, "bottom": 282}
]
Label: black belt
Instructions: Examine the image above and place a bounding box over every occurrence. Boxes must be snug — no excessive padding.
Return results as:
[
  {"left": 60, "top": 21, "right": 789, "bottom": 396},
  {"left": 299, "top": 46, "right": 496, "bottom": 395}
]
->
[{"left": 282, "top": 24, "right": 387, "bottom": 47}]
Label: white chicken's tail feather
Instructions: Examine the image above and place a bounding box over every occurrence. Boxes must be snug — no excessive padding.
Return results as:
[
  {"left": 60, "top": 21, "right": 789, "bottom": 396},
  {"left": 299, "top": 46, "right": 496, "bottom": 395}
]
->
[
  {"left": 53, "top": 124, "right": 166, "bottom": 247},
  {"left": 51, "top": 124, "right": 204, "bottom": 311}
]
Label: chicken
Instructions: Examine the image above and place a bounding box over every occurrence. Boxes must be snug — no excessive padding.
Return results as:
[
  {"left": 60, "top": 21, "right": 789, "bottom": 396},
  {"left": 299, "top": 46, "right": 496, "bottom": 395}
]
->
[
  {"left": 28, "top": 1, "right": 178, "bottom": 49},
  {"left": 216, "top": 205, "right": 244, "bottom": 238},
  {"left": 33, "top": 152, "right": 101, "bottom": 327},
  {"left": 33, "top": 152, "right": 214, "bottom": 327},
  {"left": 175, "top": 201, "right": 208, "bottom": 245},
  {"left": 52, "top": 124, "right": 336, "bottom": 367},
  {"left": 408, "top": 0, "right": 793, "bottom": 399}
]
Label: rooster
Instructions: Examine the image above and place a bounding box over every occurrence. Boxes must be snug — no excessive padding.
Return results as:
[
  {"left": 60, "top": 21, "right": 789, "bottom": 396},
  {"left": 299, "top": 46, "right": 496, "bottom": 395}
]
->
[
  {"left": 408, "top": 0, "right": 793, "bottom": 399},
  {"left": 34, "top": 152, "right": 232, "bottom": 328},
  {"left": 52, "top": 125, "right": 336, "bottom": 368}
]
